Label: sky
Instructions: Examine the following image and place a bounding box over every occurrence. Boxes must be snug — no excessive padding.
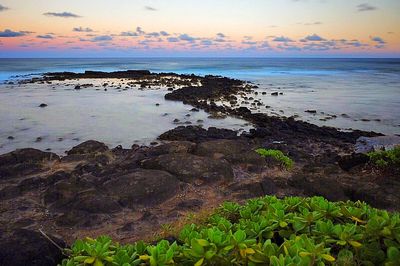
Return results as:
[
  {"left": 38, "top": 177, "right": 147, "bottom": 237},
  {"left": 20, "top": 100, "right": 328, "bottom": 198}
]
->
[{"left": 0, "top": 0, "right": 399, "bottom": 57}]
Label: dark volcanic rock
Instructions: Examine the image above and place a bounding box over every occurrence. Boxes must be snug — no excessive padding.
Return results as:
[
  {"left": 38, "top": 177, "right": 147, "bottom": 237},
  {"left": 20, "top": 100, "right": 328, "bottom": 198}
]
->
[
  {"left": 141, "top": 153, "right": 233, "bottom": 183},
  {"left": 147, "top": 141, "right": 196, "bottom": 156},
  {"left": 67, "top": 140, "right": 109, "bottom": 155},
  {"left": 104, "top": 169, "right": 180, "bottom": 208},
  {"left": 42, "top": 70, "right": 151, "bottom": 80},
  {"left": 288, "top": 173, "right": 347, "bottom": 202},
  {"left": 165, "top": 75, "right": 243, "bottom": 102},
  {"left": 38, "top": 103, "right": 48, "bottom": 108},
  {"left": 0, "top": 149, "right": 59, "bottom": 179},
  {"left": 338, "top": 153, "right": 369, "bottom": 171},
  {"left": 159, "top": 126, "right": 238, "bottom": 142},
  {"left": 0, "top": 229, "right": 65, "bottom": 266},
  {"left": 176, "top": 199, "right": 203, "bottom": 211},
  {"left": 195, "top": 139, "right": 265, "bottom": 166},
  {"left": 228, "top": 178, "right": 277, "bottom": 199}
]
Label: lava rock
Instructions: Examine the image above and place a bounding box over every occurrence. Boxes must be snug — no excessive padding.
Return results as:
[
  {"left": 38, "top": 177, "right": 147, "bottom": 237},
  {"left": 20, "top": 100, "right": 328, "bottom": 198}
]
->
[
  {"left": 67, "top": 140, "right": 109, "bottom": 155},
  {"left": 104, "top": 169, "right": 180, "bottom": 208},
  {"left": 338, "top": 153, "right": 369, "bottom": 171},
  {"left": 141, "top": 153, "right": 233, "bottom": 183},
  {"left": 0, "top": 229, "right": 65, "bottom": 266}
]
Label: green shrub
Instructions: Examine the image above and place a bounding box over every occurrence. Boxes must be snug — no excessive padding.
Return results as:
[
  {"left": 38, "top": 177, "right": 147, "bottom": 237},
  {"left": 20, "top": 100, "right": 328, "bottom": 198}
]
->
[
  {"left": 255, "top": 148, "right": 294, "bottom": 169},
  {"left": 60, "top": 196, "right": 400, "bottom": 265},
  {"left": 367, "top": 146, "right": 400, "bottom": 169}
]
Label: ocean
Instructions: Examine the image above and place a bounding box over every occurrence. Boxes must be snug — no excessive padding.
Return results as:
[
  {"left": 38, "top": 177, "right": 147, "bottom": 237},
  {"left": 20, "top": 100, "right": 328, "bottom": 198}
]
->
[{"left": 0, "top": 58, "right": 399, "bottom": 154}]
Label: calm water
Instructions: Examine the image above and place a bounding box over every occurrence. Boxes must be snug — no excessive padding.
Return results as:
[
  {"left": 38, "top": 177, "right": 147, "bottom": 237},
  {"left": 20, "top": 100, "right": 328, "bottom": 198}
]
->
[{"left": 0, "top": 58, "right": 399, "bottom": 154}]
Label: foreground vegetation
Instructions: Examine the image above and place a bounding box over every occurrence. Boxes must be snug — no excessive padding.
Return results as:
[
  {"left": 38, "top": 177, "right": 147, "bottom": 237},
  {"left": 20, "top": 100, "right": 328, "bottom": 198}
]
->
[
  {"left": 367, "top": 146, "right": 400, "bottom": 169},
  {"left": 60, "top": 196, "right": 400, "bottom": 266}
]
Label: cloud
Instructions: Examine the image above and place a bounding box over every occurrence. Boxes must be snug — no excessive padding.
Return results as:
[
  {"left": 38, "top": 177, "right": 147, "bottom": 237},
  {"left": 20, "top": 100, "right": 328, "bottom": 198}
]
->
[
  {"left": 302, "top": 34, "right": 326, "bottom": 42},
  {"left": 120, "top": 31, "right": 139, "bottom": 37},
  {"left": 91, "top": 35, "right": 113, "bottom": 42},
  {"left": 146, "top": 32, "right": 160, "bottom": 38},
  {"left": 371, "top": 36, "right": 385, "bottom": 44},
  {"left": 167, "top": 37, "right": 179, "bottom": 42},
  {"left": 37, "top": 34, "right": 54, "bottom": 39},
  {"left": 0, "top": 29, "right": 30, "bottom": 37},
  {"left": 0, "top": 4, "right": 9, "bottom": 11},
  {"left": 136, "top": 27, "right": 145, "bottom": 35},
  {"left": 356, "top": 3, "right": 377, "bottom": 12},
  {"left": 81, "top": 35, "right": 113, "bottom": 42},
  {"left": 273, "top": 36, "right": 294, "bottom": 42},
  {"left": 216, "top": 33, "right": 226, "bottom": 38},
  {"left": 144, "top": 6, "right": 157, "bottom": 11},
  {"left": 303, "top": 21, "right": 323, "bottom": 26},
  {"left": 371, "top": 36, "right": 386, "bottom": 48},
  {"left": 242, "top": 40, "right": 257, "bottom": 45},
  {"left": 160, "top": 31, "right": 169, "bottom": 36},
  {"left": 73, "top": 27, "right": 93, "bottom": 32},
  {"left": 179, "top": 34, "right": 197, "bottom": 42},
  {"left": 43, "top": 12, "right": 81, "bottom": 18},
  {"left": 201, "top": 40, "right": 213, "bottom": 46}
]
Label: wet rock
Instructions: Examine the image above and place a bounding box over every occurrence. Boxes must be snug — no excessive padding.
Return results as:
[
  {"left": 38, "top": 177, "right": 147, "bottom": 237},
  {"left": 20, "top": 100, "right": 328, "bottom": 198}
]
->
[
  {"left": 305, "top": 110, "right": 317, "bottom": 114},
  {"left": 67, "top": 140, "right": 109, "bottom": 155},
  {"left": 159, "top": 126, "right": 238, "bottom": 142},
  {"left": 74, "top": 85, "right": 81, "bottom": 90},
  {"left": 0, "top": 229, "right": 65, "bottom": 266},
  {"left": 104, "top": 169, "right": 180, "bottom": 208},
  {"left": 208, "top": 112, "right": 227, "bottom": 119},
  {"left": 7, "top": 136, "right": 14, "bottom": 140},
  {"left": 338, "top": 153, "right": 369, "bottom": 171},
  {"left": 38, "top": 103, "right": 48, "bottom": 108},
  {"left": 271, "top": 92, "right": 278, "bottom": 96},
  {"left": 141, "top": 153, "right": 233, "bottom": 183}
]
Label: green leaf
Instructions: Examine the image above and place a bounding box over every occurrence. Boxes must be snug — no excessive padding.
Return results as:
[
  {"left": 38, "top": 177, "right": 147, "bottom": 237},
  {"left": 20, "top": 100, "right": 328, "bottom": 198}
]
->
[{"left": 194, "top": 258, "right": 204, "bottom": 266}]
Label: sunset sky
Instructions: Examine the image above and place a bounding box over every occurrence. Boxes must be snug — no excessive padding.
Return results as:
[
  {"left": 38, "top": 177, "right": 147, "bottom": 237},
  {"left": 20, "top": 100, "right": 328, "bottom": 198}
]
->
[{"left": 0, "top": 0, "right": 399, "bottom": 57}]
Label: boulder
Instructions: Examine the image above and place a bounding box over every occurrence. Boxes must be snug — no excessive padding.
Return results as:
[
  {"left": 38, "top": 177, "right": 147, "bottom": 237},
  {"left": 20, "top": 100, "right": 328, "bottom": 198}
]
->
[
  {"left": 141, "top": 153, "right": 233, "bottom": 183},
  {"left": 67, "top": 140, "right": 109, "bottom": 155},
  {"left": 0, "top": 229, "right": 65, "bottom": 266},
  {"left": 104, "top": 169, "right": 180, "bottom": 208},
  {"left": 147, "top": 141, "right": 196, "bottom": 156},
  {"left": 0, "top": 148, "right": 59, "bottom": 165},
  {"left": 0, "top": 149, "right": 59, "bottom": 179},
  {"left": 43, "top": 178, "right": 121, "bottom": 213}
]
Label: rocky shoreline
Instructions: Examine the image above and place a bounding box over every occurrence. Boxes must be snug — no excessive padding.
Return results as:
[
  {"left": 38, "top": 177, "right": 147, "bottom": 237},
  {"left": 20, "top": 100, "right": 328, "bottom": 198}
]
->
[{"left": 1, "top": 70, "right": 399, "bottom": 265}]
